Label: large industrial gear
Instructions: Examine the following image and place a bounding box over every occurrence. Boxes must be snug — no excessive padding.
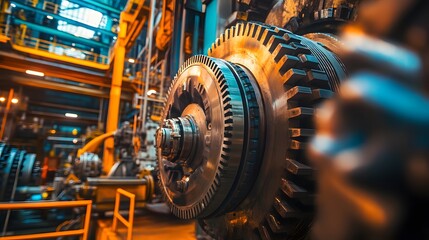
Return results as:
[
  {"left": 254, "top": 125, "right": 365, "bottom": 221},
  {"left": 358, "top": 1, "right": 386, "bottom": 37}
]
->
[{"left": 157, "top": 22, "right": 346, "bottom": 239}]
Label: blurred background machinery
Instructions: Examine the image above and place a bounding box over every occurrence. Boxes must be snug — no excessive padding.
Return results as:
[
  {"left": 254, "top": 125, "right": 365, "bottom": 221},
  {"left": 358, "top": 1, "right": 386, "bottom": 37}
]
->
[{"left": 0, "top": 0, "right": 428, "bottom": 239}]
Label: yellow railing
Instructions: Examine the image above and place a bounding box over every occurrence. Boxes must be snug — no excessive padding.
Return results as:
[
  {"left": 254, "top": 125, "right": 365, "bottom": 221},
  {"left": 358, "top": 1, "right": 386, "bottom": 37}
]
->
[
  {"left": 25, "top": 0, "right": 37, "bottom": 8},
  {"left": 0, "top": 200, "right": 92, "bottom": 240},
  {"left": 112, "top": 188, "right": 135, "bottom": 240},
  {"left": 11, "top": 33, "right": 109, "bottom": 64},
  {"left": 43, "top": 1, "right": 58, "bottom": 14},
  {"left": 23, "top": 0, "right": 58, "bottom": 13}
]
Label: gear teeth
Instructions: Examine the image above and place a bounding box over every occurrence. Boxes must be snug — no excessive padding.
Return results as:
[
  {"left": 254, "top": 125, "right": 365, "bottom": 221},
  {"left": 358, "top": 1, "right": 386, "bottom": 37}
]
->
[
  {"left": 220, "top": 32, "right": 226, "bottom": 43},
  {"left": 286, "top": 86, "right": 312, "bottom": 101},
  {"left": 288, "top": 107, "right": 314, "bottom": 119},
  {"left": 281, "top": 178, "right": 309, "bottom": 199},
  {"left": 291, "top": 42, "right": 312, "bottom": 54},
  {"left": 242, "top": 22, "right": 250, "bottom": 36},
  {"left": 266, "top": 213, "right": 295, "bottom": 233},
  {"left": 273, "top": 195, "right": 302, "bottom": 218},
  {"left": 282, "top": 68, "right": 307, "bottom": 87},
  {"left": 255, "top": 25, "right": 265, "bottom": 41},
  {"left": 306, "top": 70, "right": 330, "bottom": 88},
  {"left": 231, "top": 26, "right": 237, "bottom": 38},
  {"left": 261, "top": 28, "right": 277, "bottom": 46},
  {"left": 286, "top": 158, "right": 313, "bottom": 176},
  {"left": 281, "top": 32, "right": 302, "bottom": 44},
  {"left": 258, "top": 222, "right": 273, "bottom": 240},
  {"left": 298, "top": 54, "right": 320, "bottom": 69},
  {"left": 278, "top": 55, "right": 300, "bottom": 75},
  {"left": 311, "top": 89, "right": 334, "bottom": 101},
  {"left": 289, "top": 139, "right": 306, "bottom": 150},
  {"left": 248, "top": 22, "right": 257, "bottom": 37},
  {"left": 235, "top": 23, "right": 244, "bottom": 36},
  {"left": 215, "top": 37, "right": 221, "bottom": 47},
  {"left": 289, "top": 128, "right": 314, "bottom": 138},
  {"left": 225, "top": 28, "right": 232, "bottom": 40}
]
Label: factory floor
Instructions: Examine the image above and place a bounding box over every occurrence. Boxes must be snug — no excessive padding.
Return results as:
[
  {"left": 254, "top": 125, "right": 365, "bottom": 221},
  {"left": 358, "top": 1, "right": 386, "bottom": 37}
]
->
[{"left": 96, "top": 209, "right": 197, "bottom": 239}]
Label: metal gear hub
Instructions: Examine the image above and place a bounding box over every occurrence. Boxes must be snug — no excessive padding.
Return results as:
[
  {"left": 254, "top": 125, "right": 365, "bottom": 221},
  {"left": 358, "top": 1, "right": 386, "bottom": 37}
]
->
[
  {"left": 157, "top": 22, "right": 346, "bottom": 239},
  {"left": 157, "top": 55, "right": 264, "bottom": 219}
]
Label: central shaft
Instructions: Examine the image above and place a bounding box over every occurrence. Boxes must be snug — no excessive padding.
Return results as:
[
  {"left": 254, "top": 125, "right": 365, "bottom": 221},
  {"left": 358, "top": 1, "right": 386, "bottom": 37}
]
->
[{"left": 156, "top": 115, "right": 198, "bottom": 163}]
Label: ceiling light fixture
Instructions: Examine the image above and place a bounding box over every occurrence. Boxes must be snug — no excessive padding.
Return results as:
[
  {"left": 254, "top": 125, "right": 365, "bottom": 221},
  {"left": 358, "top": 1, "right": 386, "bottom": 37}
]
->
[
  {"left": 26, "top": 70, "right": 45, "bottom": 77},
  {"left": 0, "top": 97, "right": 5, "bottom": 102},
  {"left": 65, "top": 113, "right": 78, "bottom": 118},
  {"left": 128, "top": 58, "right": 135, "bottom": 63},
  {"left": 11, "top": 98, "right": 18, "bottom": 104},
  {"left": 47, "top": 15, "right": 53, "bottom": 20}
]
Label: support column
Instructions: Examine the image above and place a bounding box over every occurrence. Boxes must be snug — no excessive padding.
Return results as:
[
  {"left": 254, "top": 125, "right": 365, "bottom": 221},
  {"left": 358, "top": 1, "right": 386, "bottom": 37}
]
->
[
  {"left": 0, "top": 89, "right": 14, "bottom": 140},
  {"left": 103, "top": 20, "right": 127, "bottom": 174}
]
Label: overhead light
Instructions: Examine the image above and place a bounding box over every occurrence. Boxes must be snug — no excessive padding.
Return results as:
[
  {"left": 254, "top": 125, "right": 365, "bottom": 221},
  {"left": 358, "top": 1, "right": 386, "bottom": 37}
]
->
[
  {"left": 26, "top": 70, "right": 44, "bottom": 77},
  {"left": 49, "top": 129, "right": 56, "bottom": 134},
  {"left": 128, "top": 58, "right": 135, "bottom": 63},
  {"left": 147, "top": 89, "right": 157, "bottom": 96},
  {"left": 72, "top": 138, "right": 78, "bottom": 144},
  {"left": 70, "top": 48, "right": 76, "bottom": 51},
  {"left": 0, "top": 97, "right": 5, "bottom": 102},
  {"left": 65, "top": 113, "right": 78, "bottom": 118},
  {"left": 11, "top": 3, "right": 16, "bottom": 7},
  {"left": 46, "top": 15, "right": 53, "bottom": 20},
  {"left": 11, "top": 98, "right": 18, "bottom": 104}
]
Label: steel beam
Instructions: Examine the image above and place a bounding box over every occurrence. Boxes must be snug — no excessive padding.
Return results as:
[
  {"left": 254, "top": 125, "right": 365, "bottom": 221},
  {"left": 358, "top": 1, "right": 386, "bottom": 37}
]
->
[
  {"left": 7, "top": 74, "right": 132, "bottom": 101},
  {"left": 103, "top": 20, "right": 126, "bottom": 173}
]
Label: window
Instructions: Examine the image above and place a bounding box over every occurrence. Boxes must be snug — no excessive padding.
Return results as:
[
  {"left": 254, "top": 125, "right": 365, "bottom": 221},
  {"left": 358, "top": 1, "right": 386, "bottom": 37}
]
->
[{"left": 57, "top": 0, "right": 103, "bottom": 39}]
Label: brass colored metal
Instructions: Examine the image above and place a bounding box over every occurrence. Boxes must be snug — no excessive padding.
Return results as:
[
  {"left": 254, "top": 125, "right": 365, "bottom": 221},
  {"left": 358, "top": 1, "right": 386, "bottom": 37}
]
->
[{"left": 158, "top": 22, "right": 346, "bottom": 239}]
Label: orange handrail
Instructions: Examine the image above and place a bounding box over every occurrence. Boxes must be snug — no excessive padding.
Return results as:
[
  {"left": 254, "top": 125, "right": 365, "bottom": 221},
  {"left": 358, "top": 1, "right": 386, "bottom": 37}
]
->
[
  {"left": 0, "top": 200, "right": 92, "bottom": 240},
  {"left": 112, "top": 188, "right": 135, "bottom": 240}
]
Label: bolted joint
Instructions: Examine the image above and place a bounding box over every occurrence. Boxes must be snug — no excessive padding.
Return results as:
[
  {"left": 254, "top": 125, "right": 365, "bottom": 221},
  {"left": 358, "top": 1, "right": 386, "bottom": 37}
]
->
[{"left": 156, "top": 116, "right": 198, "bottom": 163}]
